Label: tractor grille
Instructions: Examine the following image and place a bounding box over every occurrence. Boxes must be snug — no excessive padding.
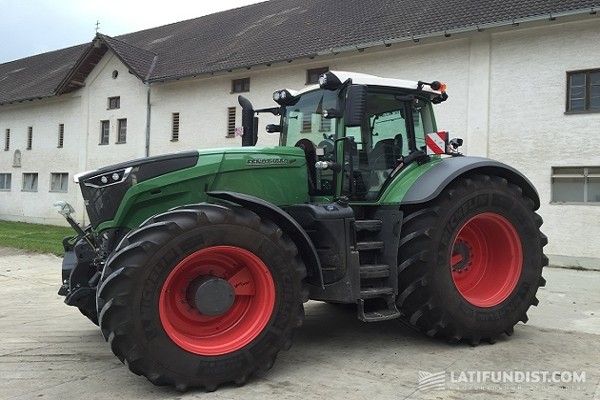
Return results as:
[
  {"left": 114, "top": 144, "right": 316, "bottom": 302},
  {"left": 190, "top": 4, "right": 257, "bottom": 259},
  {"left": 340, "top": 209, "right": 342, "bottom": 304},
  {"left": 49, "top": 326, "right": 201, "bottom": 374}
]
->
[
  {"left": 78, "top": 151, "right": 199, "bottom": 229},
  {"left": 80, "top": 178, "right": 132, "bottom": 228}
]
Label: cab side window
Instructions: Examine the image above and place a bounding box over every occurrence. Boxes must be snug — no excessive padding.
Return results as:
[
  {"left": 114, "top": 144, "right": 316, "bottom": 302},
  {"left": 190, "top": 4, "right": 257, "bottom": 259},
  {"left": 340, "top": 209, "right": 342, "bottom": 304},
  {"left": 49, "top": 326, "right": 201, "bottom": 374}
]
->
[{"left": 346, "top": 90, "right": 433, "bottom": 200}]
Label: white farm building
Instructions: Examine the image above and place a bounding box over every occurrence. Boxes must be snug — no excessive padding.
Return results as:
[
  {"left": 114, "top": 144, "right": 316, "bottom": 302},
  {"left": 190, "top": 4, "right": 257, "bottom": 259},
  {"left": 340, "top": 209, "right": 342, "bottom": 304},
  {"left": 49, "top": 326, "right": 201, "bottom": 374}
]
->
[{"left": 1, "top": 0, "right": 599, "bottom": 265}]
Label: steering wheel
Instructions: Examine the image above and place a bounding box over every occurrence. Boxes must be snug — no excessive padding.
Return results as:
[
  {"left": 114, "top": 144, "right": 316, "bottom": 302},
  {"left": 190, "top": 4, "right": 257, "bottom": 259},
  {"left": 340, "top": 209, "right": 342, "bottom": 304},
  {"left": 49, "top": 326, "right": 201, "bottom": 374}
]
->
[{"left": 294, "top": 138, "right": 316, "bottom": 153}]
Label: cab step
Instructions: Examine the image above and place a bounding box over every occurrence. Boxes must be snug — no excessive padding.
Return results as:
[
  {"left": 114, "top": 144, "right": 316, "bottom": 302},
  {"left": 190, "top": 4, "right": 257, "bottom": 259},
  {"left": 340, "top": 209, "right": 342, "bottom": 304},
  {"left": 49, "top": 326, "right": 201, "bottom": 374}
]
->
[
  {"left": 356, "top": 241, "right": 384, "bottom": 251},
  {"left": 359, "top": 264, "right": 390, "bottom": 279},
  {"left": 357, "top": 297, "right": 401, "bottom": 322},
  {"left": 353, "top": 211, "right": 403, "bottom": 323},
  {"left": 359, "top": 287, "right": 394, "bottom": 299},
  {"left": 354, "top": 219, "right": 382, "bottom": 232}
]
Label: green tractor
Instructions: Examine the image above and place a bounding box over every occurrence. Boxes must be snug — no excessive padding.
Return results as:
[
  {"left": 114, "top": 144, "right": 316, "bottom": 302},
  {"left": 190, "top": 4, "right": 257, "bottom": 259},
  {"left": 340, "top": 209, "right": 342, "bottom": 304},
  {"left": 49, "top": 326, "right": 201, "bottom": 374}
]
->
[{"left": 56, "top": 71, "right": 547, "bottom": 391}]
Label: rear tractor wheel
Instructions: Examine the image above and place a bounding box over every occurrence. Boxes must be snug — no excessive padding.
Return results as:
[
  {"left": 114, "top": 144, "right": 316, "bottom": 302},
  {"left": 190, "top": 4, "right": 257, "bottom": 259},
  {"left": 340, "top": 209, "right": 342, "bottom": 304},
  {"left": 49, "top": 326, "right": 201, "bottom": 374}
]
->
[
  {"left": 397, "top": 174, "right": 548, "bottom": 344},
  {"left": 96, "top": 204, "right": 307, "bottom": 391}
]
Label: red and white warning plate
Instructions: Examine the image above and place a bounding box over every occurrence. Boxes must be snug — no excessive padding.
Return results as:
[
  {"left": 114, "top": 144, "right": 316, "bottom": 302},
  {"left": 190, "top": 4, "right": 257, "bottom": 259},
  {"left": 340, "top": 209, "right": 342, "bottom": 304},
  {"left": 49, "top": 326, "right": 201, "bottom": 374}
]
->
[{"left": 426, "top": 131, "right": 448, "bottom": 155}]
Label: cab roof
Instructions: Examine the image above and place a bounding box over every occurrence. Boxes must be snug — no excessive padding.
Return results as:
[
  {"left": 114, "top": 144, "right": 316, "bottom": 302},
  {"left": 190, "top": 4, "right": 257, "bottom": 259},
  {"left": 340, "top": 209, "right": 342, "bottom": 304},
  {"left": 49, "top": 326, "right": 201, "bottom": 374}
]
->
[{"left": 290, "top": 70, "right": 444, "bottom": 97}]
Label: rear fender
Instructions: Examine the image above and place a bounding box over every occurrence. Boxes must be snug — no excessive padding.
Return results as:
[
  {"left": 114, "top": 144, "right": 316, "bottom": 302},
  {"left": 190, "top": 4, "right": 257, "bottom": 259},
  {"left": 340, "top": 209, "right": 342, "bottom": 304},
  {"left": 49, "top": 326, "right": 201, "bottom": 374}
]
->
[
  {"left": 207, "top": 191, "right": 324, "bottom": 288},
  {"left": 401, "top": 156, "right": 540, "bottom": 209}
]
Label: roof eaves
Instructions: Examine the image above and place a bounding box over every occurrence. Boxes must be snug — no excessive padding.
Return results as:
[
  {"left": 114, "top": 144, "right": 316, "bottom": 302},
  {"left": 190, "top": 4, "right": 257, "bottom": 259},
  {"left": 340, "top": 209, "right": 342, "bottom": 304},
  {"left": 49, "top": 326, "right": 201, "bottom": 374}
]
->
[
  {"left": 0, "top": 94, "right": 54, "bottom": 106},
  {"left": 54, "top": 40, "right": 103, "bottom": 95},
  {"left": 318, "top": 7, "right": 599, "bottom": 56},
  {"left": 147, "top": 6, "right": 598, "bottom": 84},
  {"left": 147, "top": 51, "right": 321, "bottom": 83},
  {"left": 55, "top": 34, "right": 158, "bottom": 95}
]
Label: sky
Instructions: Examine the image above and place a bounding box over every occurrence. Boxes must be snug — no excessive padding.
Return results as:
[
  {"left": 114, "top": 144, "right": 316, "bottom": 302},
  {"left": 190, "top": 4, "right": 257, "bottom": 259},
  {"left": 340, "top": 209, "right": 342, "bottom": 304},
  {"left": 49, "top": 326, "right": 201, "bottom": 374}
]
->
[{"left": 0, "top": 0, "right": 267, "bottom": 63}]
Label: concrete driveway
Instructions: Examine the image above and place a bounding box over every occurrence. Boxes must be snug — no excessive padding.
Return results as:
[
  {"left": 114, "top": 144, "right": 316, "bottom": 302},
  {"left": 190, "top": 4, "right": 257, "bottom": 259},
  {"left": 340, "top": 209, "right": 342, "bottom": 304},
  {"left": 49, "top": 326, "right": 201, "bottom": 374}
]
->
[{"left": 0, "top": 247, "right": 599, "bottom": 400}]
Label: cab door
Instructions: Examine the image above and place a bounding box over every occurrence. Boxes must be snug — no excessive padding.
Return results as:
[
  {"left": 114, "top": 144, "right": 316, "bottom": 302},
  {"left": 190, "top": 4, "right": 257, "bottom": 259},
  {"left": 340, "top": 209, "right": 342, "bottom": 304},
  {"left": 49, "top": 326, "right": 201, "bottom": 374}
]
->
[{"left": 343, "top": 88, "right": 436, "bottom": 201}]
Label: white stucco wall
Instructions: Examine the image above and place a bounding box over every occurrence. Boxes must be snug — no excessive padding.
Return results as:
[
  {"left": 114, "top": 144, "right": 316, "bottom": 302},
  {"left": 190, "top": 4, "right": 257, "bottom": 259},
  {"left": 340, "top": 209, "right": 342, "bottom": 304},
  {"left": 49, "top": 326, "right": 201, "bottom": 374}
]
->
[
  {"left": 0, "top": 95, "right": 84, "bottom": 225},
  {"left": 81, "top": 54, "right": 149, "bottom": 169},
  {"left": 1, "top": 15, "right": 599, "bottom": 262},
  {"left": 487, "top": 18, "right": 600, "bottom": 259},
  {"left": 149, "top": 71, "right": 286, "bottom": 153}
]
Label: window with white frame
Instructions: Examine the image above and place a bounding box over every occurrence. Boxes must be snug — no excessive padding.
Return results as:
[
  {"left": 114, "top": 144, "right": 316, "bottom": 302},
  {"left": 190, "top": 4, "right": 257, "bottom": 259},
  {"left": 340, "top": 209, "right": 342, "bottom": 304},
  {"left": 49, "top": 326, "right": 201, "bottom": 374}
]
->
[
  {"left": 0, "top": 173, "right": 11, "bottom": 190},
  {"left": 108, "top": 96, "right": 121, "bottom": 109},
  {"left": 100, "top": 120, "right": 110, "bottom": 145},
  {"left": 117, "top": 119, "right": 127, "bottom": 143},
  {"left": 50, "top": 173, "right": 68, "bottom": 192},
  {"left": 551, "top": 167, "right": 600, "bottom": 203},
  {"left": 566, "top": 69, "right": 600, "bottom": 113},
  {"left": 22, "top": 173, "right": 38, "bottom": 192},
  {"left": 231, "top": 78, "right": 250, "bottom": 93},
  {"left": 4, "top": 129, "right": 9, "bottom": 151}
]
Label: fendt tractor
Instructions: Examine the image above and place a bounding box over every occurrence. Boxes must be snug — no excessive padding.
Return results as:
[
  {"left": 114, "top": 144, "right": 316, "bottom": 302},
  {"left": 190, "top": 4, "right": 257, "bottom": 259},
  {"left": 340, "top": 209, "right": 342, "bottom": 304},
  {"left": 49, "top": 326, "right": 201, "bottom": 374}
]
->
[{"left": 55, "top": 71, "right": 547, "bottom": 391}]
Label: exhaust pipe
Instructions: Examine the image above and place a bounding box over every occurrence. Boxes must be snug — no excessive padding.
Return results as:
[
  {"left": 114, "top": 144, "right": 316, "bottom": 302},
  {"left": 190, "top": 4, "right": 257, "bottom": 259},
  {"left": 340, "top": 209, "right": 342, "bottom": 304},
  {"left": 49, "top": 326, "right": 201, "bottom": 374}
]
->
[{"left": 238, "top": 95, "right": 258, "bottom": 146}]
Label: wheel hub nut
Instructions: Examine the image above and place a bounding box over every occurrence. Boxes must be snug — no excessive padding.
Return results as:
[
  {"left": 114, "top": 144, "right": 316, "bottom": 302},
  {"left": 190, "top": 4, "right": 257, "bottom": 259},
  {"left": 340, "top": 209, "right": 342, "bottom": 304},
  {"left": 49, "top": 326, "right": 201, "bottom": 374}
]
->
[
  {"left": 188, "top": 277, "right": 235, "bottom": 316},
  {"left": 452, "top": 241, "right": 471, "bottom": 272}
]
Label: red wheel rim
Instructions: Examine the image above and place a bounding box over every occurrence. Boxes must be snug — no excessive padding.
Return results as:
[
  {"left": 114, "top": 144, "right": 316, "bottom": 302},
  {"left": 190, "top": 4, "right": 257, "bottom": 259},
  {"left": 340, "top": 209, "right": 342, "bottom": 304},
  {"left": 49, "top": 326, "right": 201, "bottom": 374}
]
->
[
  {"left": 450, "top": 213, "right": 522, "bottom": 307},
  {"left": 159, "top": 246, "right": 275, "bottom": 355}
]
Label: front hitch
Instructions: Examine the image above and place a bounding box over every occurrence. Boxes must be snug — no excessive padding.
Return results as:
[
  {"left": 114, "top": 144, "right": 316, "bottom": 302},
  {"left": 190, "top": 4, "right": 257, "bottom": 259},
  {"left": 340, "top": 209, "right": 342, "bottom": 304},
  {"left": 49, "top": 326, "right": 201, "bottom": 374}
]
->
[
  {"left": 53, "top": 201, "right": 97, "bottom": 301},
  {"left": 53, "top": 201, "right": 86, "bottom": 238}
]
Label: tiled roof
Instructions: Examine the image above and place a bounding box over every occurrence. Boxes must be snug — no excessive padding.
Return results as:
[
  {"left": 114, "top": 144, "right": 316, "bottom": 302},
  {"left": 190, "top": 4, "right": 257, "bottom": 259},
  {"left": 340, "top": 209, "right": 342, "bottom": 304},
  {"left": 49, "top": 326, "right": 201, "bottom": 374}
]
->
[
  {"left": 100, "top": 34, "right": 158, "bottom": 81},
  {"left": 1, "top": 0, "right": 598, "bottom": 105},
  {"left": 0, "top": 45, "right": 87, "bottom": 104}
]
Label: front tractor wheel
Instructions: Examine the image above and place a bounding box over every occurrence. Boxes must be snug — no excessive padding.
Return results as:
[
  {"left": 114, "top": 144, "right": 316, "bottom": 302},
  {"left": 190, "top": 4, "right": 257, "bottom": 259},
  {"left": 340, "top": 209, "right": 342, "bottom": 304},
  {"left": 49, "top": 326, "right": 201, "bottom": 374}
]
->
[
  {"left": 159, "top": 246, "right": 276, "bottom": 356},
  {"left": 397, "top": 174, "right": 548, "bottom": 344},
  {"left": 96, "top": 204, "right": 307, "bottom": 391}
]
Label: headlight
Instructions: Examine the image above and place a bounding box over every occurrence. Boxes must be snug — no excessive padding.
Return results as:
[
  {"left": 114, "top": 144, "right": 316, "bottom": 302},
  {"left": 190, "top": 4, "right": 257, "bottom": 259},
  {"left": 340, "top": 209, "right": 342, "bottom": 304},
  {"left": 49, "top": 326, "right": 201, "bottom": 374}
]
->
[
  {"left": 83, "top": 167, "right": 132, "bottom": 188},
  {"left": 272, "top": 89, "right": 293, "bottom": 105},
  {"left": 318, "top": 71, "right": 342, "bottom": 90}
]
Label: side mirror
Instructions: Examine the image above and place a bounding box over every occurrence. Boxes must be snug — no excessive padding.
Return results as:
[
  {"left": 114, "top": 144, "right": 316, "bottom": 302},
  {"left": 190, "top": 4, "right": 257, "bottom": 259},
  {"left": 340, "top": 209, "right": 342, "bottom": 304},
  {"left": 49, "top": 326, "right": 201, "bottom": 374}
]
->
[
  {"left": 344, "top": 85, "right": 367, "bottom": 127},
  {"left": 450, "top": 138, "right": 463, "bottom": 149}
]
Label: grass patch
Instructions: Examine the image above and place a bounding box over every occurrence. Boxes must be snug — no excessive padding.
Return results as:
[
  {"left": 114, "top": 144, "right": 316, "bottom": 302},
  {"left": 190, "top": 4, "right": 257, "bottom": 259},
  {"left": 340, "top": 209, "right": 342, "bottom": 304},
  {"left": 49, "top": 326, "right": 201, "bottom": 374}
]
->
[{"left": 0, "top": 220, "right": 74, "bottom": 256}]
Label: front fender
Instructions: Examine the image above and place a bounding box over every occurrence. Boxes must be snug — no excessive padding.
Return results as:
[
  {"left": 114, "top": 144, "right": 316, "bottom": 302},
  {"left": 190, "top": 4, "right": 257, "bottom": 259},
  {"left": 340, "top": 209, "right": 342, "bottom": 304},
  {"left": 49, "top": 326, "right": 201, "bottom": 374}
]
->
[
  {"left": 400, "top": 156, "right": 540, "bottom": 209},
  {"left": 207, "top": 191, "right": 324, "bottom": 288}
]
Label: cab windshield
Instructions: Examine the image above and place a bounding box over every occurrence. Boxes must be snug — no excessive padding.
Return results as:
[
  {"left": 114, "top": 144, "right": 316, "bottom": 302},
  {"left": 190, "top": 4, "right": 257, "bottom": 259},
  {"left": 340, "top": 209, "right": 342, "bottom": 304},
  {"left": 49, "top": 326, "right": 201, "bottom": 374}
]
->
[
  {"left": 280, "top": 89, "right": 338, "bottom": 147},
  {"left": 279, "top": 89, "right": 339, "bottom": 195}
]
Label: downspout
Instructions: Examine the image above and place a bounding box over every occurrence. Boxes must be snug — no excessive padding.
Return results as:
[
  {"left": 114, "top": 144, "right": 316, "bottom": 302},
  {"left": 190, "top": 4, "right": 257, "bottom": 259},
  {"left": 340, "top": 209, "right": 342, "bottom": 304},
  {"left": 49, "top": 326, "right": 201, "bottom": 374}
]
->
[
  {"left": 145, "top": 81, "right": 152, "bottom": 157},
  {"left": 144, "top": 55, "right": 159, "bottom": 157}
]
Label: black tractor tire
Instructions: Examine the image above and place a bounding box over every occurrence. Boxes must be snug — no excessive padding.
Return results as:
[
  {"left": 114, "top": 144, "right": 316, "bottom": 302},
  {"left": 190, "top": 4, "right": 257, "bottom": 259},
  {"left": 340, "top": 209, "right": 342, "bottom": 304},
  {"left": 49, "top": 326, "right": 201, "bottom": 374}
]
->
[
  {"left": 96, "top": 204, "right": 307, "bottom": 391},
  {"left": 396, "top": 174, "right": 548, "bottom": 345},
  {"left": 78, "top": 303, "right": 99, "bottom": 325}
]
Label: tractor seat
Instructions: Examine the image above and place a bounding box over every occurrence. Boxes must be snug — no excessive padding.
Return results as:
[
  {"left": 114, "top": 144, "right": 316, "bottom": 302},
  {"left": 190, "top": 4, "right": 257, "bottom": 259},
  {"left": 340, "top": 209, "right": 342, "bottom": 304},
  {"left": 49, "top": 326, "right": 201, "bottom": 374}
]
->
[
  {"left": 365, "top": 134, "right": 403, "bottom": 196},
  {"left": 370, "top": 134, "right": 403, "bottom": 171}
]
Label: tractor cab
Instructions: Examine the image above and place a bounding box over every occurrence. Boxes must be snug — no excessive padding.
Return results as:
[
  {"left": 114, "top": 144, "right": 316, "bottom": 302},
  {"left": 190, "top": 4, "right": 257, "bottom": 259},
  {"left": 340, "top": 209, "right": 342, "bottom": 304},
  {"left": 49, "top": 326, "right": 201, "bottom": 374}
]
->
[{"left": 244, "top": 71, "right": 449, "bottom": 203}]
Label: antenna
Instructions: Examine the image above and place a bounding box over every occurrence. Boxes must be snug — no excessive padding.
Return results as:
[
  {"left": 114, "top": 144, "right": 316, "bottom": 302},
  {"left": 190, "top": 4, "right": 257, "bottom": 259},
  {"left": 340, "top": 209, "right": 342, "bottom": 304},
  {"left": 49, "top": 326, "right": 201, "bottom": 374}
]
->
[{"left": 95, "top": 20, "right": 100, "bottom": 33}]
